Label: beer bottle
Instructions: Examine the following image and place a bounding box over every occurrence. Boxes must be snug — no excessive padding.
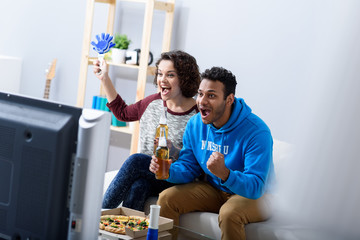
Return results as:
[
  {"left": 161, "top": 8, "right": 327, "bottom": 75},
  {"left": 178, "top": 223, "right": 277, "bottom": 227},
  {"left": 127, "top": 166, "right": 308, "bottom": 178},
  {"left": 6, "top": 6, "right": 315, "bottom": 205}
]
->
[
  {"left": 155, "top": 127, "right": 170, "bottom": 179},
  {"left": 154, "top": 106, "right": 168, "bottom": 153}
]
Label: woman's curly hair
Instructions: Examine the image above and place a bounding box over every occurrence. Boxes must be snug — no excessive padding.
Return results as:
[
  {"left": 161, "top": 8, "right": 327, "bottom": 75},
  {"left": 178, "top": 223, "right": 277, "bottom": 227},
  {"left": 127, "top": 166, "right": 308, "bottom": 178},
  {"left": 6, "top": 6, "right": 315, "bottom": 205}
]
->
[{"left": 153, "top": 50, "right": 200, "bottom": 98}]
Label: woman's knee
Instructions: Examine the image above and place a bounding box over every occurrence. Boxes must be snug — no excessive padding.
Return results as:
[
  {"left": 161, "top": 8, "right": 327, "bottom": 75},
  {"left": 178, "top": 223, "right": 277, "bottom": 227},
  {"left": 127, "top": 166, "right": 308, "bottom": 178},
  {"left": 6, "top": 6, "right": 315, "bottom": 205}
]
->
[{"left": 123, "top": 153, "right": 150, "bottom": 169}]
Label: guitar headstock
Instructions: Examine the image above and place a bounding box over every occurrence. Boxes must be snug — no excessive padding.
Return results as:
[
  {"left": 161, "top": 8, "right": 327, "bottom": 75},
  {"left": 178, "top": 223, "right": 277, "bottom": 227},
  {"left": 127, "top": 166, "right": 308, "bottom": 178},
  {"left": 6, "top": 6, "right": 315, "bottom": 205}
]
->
[{"left": 46, "top": 58, "right": 57, "bottom": 80}]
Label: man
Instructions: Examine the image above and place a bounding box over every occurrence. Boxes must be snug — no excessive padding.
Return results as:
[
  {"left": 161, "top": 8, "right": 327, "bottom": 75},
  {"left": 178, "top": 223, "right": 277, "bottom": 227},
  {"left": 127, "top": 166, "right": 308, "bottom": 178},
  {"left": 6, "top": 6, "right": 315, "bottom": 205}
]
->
[{"left": 150, "top": 67, "right": 274, "bottom": 240}]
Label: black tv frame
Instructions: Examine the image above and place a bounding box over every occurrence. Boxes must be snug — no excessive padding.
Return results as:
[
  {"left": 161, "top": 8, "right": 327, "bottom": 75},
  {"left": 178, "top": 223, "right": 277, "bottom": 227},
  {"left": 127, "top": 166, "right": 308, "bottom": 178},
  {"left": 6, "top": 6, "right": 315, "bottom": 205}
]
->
[{"left": 0, "top": 92, "right": 82, "bottom": 240}]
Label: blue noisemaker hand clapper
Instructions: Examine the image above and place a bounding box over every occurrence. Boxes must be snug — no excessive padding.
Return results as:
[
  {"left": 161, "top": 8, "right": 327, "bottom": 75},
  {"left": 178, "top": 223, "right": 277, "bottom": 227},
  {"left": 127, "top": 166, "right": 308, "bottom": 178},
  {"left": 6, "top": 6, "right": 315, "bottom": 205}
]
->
[{"left": 91, "top": 33, "right": 115, "bottom": 54}]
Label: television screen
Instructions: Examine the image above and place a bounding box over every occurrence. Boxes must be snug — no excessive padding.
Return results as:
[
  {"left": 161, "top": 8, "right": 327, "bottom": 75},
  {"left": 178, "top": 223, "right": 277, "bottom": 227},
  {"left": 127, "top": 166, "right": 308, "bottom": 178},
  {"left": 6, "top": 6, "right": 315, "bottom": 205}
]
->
[{"left": 0, "top": 92, "right": 82, "bottom": 240}]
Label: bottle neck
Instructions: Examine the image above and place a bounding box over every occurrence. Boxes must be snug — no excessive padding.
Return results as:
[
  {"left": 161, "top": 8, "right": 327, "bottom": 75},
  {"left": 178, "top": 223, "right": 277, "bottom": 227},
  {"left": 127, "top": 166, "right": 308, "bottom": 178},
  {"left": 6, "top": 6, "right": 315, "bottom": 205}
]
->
[
  {"left": 158, "top": 127, "right": 167, "bottom": 147},
  {"left": 159, "top": 107, "right": 167, "bottom": 125}
]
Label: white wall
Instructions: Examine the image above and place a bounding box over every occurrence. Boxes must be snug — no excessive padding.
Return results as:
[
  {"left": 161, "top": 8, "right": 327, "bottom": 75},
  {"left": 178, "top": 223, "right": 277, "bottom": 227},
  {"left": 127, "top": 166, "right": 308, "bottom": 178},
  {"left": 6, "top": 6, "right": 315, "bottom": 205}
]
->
[
  {"left": 1, "top": 2, "right": 359, "bottom": 153},
  {"left": 1, "top": 0, "right": 360, "bottom": 166},
  {"left": 0, "top": 0, "right": 86, "bottom": 103},
  {"left": 1, "top": 0, "right": 359, "bottom": 142},
  {"left": 0, "top": 56, "right": 22, "bottom": 93}
]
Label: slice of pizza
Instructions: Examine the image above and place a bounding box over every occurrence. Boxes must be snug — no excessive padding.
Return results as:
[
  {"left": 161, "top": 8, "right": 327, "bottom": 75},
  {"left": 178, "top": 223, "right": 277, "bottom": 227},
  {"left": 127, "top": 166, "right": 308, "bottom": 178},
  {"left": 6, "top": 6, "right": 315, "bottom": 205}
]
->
[
  {"left": 100, "top": 215, "right": 120, "bottom": 231},
  {"left": 114, "top": 215, "right": 129, "bottom": 224},
  {"left": 127, "top": 216, "right": 149, "bottom": 231},
  {"left": 100, "top": 215, "right": 112, "bottom": 230},
  {"left": 104, "top": 222, "right": 126, "bottom": 234}
]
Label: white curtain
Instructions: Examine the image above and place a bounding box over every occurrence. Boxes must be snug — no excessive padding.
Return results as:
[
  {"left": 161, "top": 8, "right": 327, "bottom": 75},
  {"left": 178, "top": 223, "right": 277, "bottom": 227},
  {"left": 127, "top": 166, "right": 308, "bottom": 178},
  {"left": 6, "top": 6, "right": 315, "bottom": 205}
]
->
[{"left": 277, "top": 1, "right": 360, "bottom": 238}]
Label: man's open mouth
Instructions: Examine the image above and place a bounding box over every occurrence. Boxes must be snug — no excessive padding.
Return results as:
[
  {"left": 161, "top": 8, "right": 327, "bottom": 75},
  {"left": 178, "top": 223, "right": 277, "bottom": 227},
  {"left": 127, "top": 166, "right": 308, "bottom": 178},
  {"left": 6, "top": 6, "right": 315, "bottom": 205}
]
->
[{"left": 200, "top": 108, "right": 211, "bottom": 117}]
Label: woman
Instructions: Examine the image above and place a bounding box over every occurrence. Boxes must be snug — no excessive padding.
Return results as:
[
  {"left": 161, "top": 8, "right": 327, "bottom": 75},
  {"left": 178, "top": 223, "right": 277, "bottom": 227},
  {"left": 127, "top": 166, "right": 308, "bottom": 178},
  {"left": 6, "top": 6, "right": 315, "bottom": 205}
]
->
[{"left": 93, "top": 50, "right": 200, "bottom": 211}]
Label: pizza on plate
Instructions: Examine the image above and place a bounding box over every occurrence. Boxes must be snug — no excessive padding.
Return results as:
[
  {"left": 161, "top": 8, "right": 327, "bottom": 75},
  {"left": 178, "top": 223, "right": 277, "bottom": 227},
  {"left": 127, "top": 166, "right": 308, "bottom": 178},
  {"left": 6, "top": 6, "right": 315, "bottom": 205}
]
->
[{"left": 99, "top": 215, "right": 149, "bottom": 235}]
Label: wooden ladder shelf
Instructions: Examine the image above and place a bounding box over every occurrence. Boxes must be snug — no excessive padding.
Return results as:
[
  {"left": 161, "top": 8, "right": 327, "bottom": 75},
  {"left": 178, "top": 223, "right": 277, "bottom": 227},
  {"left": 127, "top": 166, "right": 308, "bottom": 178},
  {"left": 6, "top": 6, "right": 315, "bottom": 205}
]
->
[{"left": 76, "top": 0, "right": 175, "bottom": 154}]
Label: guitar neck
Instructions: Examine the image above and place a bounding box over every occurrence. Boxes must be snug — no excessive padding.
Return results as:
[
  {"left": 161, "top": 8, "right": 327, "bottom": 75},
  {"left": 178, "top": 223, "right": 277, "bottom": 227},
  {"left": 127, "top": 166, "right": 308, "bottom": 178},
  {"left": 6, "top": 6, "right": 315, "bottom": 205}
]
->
[
  {"left": 44, "top": 58, "right": 57, "bottom": 99},
  {"left": 43, "top": 78, "right": 51, "bottom": 99}
]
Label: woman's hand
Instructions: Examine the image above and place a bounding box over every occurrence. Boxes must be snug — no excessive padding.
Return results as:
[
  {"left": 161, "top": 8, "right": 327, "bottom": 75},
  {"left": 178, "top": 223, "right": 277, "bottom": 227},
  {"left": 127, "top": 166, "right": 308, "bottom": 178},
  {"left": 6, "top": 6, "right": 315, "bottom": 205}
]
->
[
  {"left": 91, "top": 59, "right": 117, "bottom": 102},
  {"left": 93, "top": 59, "right": 109, "bottom": 81}
]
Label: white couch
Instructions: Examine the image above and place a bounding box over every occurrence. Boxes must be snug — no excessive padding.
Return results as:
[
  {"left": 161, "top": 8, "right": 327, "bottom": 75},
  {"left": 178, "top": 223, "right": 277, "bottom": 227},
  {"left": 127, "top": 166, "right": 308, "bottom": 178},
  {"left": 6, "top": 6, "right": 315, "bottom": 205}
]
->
[{"left": 103, "top": 139, "right": 294, "bottom": 240}]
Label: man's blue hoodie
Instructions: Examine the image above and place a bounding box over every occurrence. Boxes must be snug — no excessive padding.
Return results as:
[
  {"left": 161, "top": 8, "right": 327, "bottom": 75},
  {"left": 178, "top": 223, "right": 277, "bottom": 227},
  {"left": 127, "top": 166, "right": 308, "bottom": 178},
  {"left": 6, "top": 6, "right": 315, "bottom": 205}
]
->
[{"left": 167, "top": 98, "right": 274, "bottom": 199}]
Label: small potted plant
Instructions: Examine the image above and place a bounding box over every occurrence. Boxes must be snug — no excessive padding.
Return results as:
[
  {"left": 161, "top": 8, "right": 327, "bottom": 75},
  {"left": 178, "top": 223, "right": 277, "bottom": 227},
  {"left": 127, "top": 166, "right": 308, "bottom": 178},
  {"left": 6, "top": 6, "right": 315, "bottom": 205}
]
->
[{"left": 111, "top": 34, "right": 131, "bottom": 64}]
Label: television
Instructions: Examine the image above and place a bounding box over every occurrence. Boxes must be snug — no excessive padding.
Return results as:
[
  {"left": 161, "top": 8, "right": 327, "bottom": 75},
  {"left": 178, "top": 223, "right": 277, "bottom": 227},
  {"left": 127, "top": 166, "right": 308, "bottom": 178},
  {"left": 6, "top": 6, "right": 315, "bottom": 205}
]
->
[{"left": 0, "top": 92, "right": 111, "bottom": 240}]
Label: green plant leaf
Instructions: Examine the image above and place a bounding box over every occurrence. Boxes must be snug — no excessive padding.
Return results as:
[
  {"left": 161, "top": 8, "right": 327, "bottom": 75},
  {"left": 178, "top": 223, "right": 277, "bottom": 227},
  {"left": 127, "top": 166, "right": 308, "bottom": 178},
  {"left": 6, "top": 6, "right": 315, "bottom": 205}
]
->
[{"left": 114, "top": 34, "right": 131, "bottom": 49}]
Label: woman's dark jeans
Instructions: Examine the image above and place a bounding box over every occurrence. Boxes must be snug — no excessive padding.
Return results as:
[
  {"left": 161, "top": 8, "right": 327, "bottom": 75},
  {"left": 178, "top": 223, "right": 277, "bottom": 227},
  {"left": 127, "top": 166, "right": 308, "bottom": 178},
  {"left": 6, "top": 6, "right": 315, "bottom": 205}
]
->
[{"left": 102, "top": 153, "right": 174, "bottom": 211}]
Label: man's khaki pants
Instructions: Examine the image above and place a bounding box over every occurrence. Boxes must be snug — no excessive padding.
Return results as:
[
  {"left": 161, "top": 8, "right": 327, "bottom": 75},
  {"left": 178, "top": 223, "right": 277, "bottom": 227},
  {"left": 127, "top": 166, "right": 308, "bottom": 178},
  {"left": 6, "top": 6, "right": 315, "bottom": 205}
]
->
[{"left": 157, "top": 181, "right": 272, "bottom": 240}]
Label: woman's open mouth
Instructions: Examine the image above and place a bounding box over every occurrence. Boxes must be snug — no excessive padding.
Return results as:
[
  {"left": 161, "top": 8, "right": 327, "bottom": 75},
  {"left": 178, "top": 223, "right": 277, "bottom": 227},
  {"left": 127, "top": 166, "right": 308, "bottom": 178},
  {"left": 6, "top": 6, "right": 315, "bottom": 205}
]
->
[{"left": 161, "top": 87, "right": 170, "bottom": 96}]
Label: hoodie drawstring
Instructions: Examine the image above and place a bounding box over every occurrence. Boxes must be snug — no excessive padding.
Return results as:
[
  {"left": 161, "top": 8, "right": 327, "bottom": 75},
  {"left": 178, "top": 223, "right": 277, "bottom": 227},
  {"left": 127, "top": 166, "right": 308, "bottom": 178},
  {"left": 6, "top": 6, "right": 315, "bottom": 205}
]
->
[
  {"left": 220, "top": 133, "right": 224, "bottom": 154},
  {"left": 201, "top": 125, "right": 210, "bottom": 165}
]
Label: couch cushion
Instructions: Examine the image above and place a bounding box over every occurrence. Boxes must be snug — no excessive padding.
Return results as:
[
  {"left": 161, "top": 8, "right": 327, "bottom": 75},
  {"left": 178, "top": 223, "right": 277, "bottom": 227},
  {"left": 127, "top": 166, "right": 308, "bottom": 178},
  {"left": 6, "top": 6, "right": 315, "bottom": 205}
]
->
[{"left": 179, "top": 212, "right": 220, "bottom": 240}]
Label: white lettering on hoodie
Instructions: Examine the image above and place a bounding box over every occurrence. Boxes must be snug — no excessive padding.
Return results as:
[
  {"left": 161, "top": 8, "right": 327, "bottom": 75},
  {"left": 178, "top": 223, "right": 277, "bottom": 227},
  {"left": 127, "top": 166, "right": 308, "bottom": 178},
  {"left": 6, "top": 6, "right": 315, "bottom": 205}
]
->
[{"left": 201, "top": 140, "right": 229, "bottom": 155}]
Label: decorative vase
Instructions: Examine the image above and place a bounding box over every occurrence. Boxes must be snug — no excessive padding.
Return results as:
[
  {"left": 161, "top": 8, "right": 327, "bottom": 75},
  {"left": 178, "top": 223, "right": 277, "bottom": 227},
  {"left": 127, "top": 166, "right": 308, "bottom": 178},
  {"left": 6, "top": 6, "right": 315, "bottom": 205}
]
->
[{"left": 111, "top": 48, "right": 126, "bottom": 64}]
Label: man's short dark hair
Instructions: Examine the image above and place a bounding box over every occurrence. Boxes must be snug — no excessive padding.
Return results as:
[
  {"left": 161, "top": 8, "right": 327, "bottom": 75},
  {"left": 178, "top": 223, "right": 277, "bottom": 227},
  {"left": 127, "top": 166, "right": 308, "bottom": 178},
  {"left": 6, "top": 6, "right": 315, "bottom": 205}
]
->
[{"left": 201, "top": 67, "right": 237, "bottom": 99}]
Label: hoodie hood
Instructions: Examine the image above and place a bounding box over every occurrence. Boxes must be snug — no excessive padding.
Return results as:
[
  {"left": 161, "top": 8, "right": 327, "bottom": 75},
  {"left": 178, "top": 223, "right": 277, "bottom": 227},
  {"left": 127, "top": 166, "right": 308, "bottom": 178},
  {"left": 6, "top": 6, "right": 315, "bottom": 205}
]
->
[
  {"left": 201, "top": 98, "right": 252, "bottom": 163},
  {"left": 209, "top": 98, "right": 252, "bottom": 133}
]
